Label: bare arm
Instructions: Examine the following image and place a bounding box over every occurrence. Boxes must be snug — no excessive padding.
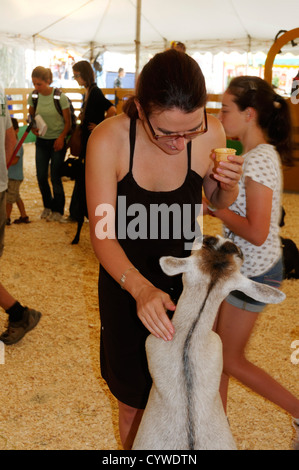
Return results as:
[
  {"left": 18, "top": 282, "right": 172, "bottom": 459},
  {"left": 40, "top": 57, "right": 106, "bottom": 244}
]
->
[
  {"left": 54, "top": 107, "right": 71, "bottom": 151},
  {"left": 28, "top": 105, "right": 39, "bottom": 137},
  {"left": 106, "top": 105, "right": 117, "bottom": 118},
  {"left": 200, "top": 115, "right": 243, "bottom": 209},
  {"left": 5, "top": 126, "right": 17, "bottom": 167},
  {"left": 212, "top": 178, "right": 273, "bottom": 246},
  {"left": 87, "top": 105, "right": 117, "bottom": 132}
]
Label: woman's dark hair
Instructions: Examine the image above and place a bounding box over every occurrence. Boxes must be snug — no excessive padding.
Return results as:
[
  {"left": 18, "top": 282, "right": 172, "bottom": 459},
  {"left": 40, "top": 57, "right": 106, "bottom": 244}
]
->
[
  {"left": 73, "top": 60, "right": 95, "bottom": 87},
  {"left": 227, "top": 76, "right": 293, "bottom": 166},
  {"left": 123, "top": 49, "right": 207, "bottom": 118}
]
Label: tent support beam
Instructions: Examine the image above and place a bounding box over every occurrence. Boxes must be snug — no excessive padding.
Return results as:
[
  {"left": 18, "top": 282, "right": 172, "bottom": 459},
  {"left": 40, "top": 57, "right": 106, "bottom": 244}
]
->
[{"left": 135, "top": 0, "right": 142, "bottom": 83}]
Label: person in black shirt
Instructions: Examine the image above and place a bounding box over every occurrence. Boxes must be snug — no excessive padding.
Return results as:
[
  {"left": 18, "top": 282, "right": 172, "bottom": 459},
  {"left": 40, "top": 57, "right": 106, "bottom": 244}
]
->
[{"left": 69, "top": 61, "right": 116, "bottom": 222}]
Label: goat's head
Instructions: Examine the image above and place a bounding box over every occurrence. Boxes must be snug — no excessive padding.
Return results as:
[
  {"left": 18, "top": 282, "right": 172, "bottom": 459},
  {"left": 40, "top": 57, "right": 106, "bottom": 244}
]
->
[{"left": 160, "top": 235, "right": 285, "bottom": 305}]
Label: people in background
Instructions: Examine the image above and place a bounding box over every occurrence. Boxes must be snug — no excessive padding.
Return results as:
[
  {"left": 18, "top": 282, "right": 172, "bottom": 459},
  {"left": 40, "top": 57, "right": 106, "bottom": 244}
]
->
[
  {"left": 28, "top": 66, "right": 71, "bottom": 222},
  {"left": 114, "top": 67, "right": 125, "bottom": 88},
  {"left": 69, "top": 60, "right": 116, "bottom": 222},
  {"left": 114, "top": 68, "right": 126, "bottom": 108},
  {"left": 6, "top": 118, "right": 30, "bottom": 225},
  {"left": 0, "top": 86, "right": 41, "bottom": 345},
  {"left": 170, "top": 41, "right": 186, "bottom": 52}
]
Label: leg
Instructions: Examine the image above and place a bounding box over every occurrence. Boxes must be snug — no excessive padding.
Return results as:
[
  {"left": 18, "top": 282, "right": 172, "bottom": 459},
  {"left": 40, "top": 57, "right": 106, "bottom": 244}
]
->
[
  {"left": 50, "top": 146, "right": 66, "bottom": 215},
  {"left": 6, "top": 180, "right": 13, "bottom": 220},
  {"left": 118, "top": 400, "right": 144, "bottom": 450},
  {"left": 0, "top": 191, "right": 6, "bottom": 256},
  {"left": 0, "top": 282, "right": 17, "bottom": 310},
  {"left": 216, "top": 300, "right": 299, "bottom": 419},
  {"left": 35, "top": 139, "right": 53, "bottom": 210},
  {"left": 6, "top": 202, "right": 12, "bottom": 220},
  {"left": 16, "top": 198, "right": 28, "bottom": 218},
  {"left": 0, "top": 281, "right": 41, "bottom": 345}
]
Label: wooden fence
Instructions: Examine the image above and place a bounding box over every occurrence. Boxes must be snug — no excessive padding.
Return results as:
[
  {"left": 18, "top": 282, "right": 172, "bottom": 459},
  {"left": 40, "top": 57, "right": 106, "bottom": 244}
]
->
[
  {"left": 5, "top": 88, "right": 223, "bottom": 126},
  {"left": 5, "top": 87, "right": 299, "bottom": 190}
]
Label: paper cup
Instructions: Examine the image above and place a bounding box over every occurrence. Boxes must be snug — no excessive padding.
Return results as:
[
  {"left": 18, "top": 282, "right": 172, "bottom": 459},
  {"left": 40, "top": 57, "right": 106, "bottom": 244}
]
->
[
  {"left": 213, "top": 148, "right": 236, "bottom": 175},
  {"left": 214, "top": 148, "right": 236, "bottom": 162}
]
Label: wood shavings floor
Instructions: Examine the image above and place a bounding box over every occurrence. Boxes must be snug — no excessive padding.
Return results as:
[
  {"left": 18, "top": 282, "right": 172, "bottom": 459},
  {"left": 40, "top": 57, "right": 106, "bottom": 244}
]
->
[{"left": 0, "top": 143, "right": 298, "bottom": 450}]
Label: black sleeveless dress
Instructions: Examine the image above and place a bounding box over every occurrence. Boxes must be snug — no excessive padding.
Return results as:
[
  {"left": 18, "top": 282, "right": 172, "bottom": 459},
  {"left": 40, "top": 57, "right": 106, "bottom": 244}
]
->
[{"left": 98, "top": 118, "right": 203, "bottom": 409}]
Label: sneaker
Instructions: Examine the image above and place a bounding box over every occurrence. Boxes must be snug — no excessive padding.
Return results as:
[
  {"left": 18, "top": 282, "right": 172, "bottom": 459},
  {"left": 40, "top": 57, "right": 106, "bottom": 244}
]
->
[
  {"left": 46, "top": 211, "right": 64, "bottom": 222},
  {"left": 6, "top": 218, "right": 11, "bottom": 226},
  {"left": 293, "top": 418, "right": 299, "bottom": 450},
  {"left": 60, "top": 215, "right": 76, "bottom": 223},
  {"left": 0, "top": 308, "right": 41, "bottom": 345},
  {"left": 13, "top": 216, "right": 31, "bottom": 224},
  {"left": 40, "top": 208, "right": 51, "bottom": 219}
]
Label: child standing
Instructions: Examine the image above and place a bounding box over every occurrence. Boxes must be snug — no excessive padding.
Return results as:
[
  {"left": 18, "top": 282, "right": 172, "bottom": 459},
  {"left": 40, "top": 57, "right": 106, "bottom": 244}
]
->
[
  {"left": 209, "top": 76, "right": 299, "bottom": 449},
  {"left": 6, "top": 118, "right": 30, "bottom": 225}
]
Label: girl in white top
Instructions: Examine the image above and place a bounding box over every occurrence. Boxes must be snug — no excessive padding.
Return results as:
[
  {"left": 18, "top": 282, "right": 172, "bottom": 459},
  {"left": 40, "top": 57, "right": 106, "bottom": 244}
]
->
[{"left": 209, "top": 76, "right": 299, "bottom": 448}]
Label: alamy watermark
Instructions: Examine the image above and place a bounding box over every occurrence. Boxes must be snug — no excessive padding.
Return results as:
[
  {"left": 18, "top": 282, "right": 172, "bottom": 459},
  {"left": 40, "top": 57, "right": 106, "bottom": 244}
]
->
[
  {"left": 291, "top": 82, "right": 299, "bottom": 104},
  {"left": 0, "top": 340, "right": 4, "bottom": 365},
  {"left": 94, "top": 196, "right": 203, "bottom": 250},
  {"left": 291, "top": 340, "right": 299, "bottom": 365}
]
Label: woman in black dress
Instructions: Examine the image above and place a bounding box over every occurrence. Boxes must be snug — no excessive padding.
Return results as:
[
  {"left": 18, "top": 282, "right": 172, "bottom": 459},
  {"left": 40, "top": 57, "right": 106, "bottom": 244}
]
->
[{"left": 86, "top": 50, "right": 243, "bottom": 448}]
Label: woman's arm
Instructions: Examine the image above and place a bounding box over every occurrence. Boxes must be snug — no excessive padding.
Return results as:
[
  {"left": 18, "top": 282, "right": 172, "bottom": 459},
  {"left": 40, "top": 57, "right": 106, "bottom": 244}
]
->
[
  {"left": 54, "top": 107, "right": 71, "bottom": 151},
  {"left": 201, "top": 116, "right": 243, "bottom": 209},
  {"left": 5, "top": 126, "right": 17, "bottom": 167},
  {"left": 28, "top": 105, "right": 39, "bottom": 137},
  {"left": 106, "top": 105, "right": 117, "bottom": 118},
  {"left": 86, "top": 117, "right": 175, "bottom": 341},
  {"left": 87, "top": 105, "right": 117, "bottom": 132},
  {"left": 212, "top": 177, "right": 273, "bottom": 246}
]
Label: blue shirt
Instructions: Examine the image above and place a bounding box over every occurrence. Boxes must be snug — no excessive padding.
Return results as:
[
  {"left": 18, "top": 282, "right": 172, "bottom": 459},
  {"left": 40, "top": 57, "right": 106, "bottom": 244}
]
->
[{"left": 8, "top": 144, "right": 24, "bottom": 180}]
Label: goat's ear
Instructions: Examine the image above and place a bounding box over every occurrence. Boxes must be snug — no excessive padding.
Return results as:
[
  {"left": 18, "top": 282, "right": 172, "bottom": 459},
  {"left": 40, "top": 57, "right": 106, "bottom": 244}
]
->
[
  {"left": 159, "top": 256, "right": 191, "bottom": 276},
  {"left": 191, "top": 236, "right": 203, "bottom": 251},
  {"left": 235, "top": 275, "right": 286, "bottom": 304}
]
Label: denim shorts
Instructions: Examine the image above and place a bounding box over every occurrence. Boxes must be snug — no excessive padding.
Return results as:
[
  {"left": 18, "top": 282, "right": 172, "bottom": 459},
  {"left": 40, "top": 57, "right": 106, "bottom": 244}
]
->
[{"left": 225, "top": 257, "right": 283, "bottom": 313}]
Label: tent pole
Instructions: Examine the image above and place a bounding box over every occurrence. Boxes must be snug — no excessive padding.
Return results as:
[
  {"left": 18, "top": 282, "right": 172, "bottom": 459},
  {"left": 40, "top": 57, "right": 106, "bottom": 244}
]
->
[{"left": 135, "top": 0, "right": 142, "bottom": 83}]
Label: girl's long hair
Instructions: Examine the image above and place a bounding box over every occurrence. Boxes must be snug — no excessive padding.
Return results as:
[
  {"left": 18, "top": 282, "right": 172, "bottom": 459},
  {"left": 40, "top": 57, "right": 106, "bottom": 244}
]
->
[
  {"left": 227, "top": 76, "right": 293, "bottom": 166},
  {"left": 73, "top": 60, "right": 95, "bottom": 88}
]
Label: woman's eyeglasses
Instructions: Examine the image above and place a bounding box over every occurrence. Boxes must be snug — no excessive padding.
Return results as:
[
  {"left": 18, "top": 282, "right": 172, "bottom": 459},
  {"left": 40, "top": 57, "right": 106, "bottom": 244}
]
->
[
  {"left": 143, "top": 108, "right": 208, "bottom": 142},
  {"left": 72, "top": 73, "right": 81, "bottom": 79}
]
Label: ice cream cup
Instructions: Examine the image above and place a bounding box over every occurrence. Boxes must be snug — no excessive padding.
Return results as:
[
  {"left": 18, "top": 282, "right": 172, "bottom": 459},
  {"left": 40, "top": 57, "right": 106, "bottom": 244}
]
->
[
  {"left": 214, "top": 148, "right": 236, "bottom": 174},
  {"left": 214, "top": 148, "right": 237, "bottom": 162}
]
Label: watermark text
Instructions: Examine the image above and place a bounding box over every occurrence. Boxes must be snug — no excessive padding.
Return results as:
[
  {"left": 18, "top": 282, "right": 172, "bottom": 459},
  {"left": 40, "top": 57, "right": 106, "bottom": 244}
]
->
[
  {"left": 95, "top": 197, "right": 203, "bottom": 250},
  {"left": 291, "top": 340, "right": 299, "bottom": 365}
]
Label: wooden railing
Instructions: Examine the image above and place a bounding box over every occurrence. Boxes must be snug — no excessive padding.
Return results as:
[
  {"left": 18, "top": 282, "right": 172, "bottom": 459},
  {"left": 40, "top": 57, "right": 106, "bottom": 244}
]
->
[
  {"left": 5, "top": 88, "right": 223, "bottom": 126},
  {"left": 5, "top": 87, "right": 299, "bottom": 191},
  {"left": 4, "top": 87, "right": 126, "bottom": 125}
]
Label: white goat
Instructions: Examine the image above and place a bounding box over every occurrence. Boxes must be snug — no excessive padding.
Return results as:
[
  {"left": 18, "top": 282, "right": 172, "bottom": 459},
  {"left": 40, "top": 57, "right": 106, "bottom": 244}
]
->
[{"left": 132, "top": 235, "right": 286, "bottom": 450}]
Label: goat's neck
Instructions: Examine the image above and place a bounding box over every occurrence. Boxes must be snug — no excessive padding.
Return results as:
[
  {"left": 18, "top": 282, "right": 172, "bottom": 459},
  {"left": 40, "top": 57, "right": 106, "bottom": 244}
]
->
[{"left": 172, "top": 280, "right": 228, "bottom": 338}]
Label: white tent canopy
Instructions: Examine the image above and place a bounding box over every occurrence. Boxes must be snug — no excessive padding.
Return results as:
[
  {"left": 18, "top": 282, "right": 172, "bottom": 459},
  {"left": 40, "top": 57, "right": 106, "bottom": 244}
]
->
[{"left": 1, "top": 0, "right": 299, "bottom": 56}]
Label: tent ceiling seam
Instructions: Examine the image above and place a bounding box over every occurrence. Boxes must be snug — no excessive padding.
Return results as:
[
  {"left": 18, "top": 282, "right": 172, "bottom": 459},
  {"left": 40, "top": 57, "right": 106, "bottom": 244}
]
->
[{"left": 32, "top": 0, "right": 95, "bottom": 38}]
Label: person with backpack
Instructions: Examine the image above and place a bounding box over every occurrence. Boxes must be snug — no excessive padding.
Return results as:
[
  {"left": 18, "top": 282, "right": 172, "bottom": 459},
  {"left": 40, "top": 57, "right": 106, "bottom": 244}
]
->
[
  {"left": 68, "top": 60, "right": 116, "bottom": 224},
  {"left": 28, "top": 66, "right": 71, "bottom": 222}
]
